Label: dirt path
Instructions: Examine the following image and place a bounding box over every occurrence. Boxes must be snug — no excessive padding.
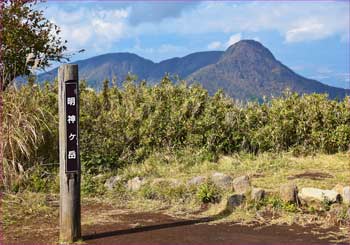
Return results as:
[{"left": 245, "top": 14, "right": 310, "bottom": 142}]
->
[
  {"left": 82, "top": 212, "right": 344, "bottom": 244},
  {"left": 4, "top": 202, "right": 348, "bottom": 244}
]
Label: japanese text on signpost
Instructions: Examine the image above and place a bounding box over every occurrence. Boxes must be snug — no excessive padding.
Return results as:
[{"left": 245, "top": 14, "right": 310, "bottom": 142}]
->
[{"left": 65, "top": 82, "right": 79, "bottom": 172}]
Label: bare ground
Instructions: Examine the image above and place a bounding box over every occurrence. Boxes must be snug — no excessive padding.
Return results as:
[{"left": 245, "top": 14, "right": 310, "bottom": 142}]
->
[{"left": 3, "top": 201, "right": 349, "bottom": 245}]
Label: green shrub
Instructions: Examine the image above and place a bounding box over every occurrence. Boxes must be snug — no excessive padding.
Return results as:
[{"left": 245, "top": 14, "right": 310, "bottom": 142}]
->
[
  {"left": 196, "top": 182, "right": 220, "bottom": 204},
  {"left": 25, "top": 165, "right": 58, "bottom": 193},
  {"left": 321, "top": 196, "right": 332, "bottom": 211},
  {"left": 255, "top": 196, "right": 298, "bottom": 213},
  {"left": 81, "top": 174, "right": 106, "bottom": 196},
  {"left": 3, "top": 77, "right": 350, "bottom": 191},
  {"left": 282, "top": 202, "right": 298, "bottom": 213},
  {"left": 139, "top": 185, "right": 158, "bottom": 200}
]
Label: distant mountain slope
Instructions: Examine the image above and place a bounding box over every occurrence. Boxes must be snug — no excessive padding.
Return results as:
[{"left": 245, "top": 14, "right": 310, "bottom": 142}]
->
[
  {"left": 188, "top": 40, "right": 348, "bottom": 100},
  {"left": 38, "top": 40, "right": 349, "bottom": 100},
  {"left": 38, "top": 51, "right": 223, "bottom": 86},
  {"left": 39, "top": 53, "right": 155, "bottom": 88},
  {"left": 148, "top": 51, "right": 223, "bottom": 80}
]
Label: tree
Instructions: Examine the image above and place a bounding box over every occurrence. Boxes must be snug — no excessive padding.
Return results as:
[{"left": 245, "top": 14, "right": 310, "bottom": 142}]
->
[{"left": 0, "top": 0, "right": 68, "bottom": 91}]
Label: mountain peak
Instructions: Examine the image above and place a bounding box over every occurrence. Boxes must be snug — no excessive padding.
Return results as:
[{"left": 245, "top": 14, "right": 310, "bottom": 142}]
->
[
  {"left": 189, "top": 39, "right": 348, "bottom": 100},
  {"left": 223, "top": 39, "right": 276, "bottom": 61},
  {"left": 38, "top": 41, "right": 348, "bottom": 100}
]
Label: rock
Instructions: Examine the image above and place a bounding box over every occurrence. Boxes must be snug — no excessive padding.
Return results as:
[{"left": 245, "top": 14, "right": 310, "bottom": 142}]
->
[
  {"left": 127, "top": 177, "right": 145, "bottom": 191},
  {"left": 211, "top": 172, "right": 233, "bottom": 189},
  {"left": 280, "top": 183, "right": 298, "bottom": 203},
  {"left": 232, "top": 175, "right": 251, "bottom": 194},
  {"left": 342, "top": 186, "right": 350, "bottom": 204},
  {"left": 226, "top": 194, "right": 245, "bottom": 211},
  {"left": 332, "top": 184, "right": 344, "bottom": 195},
  {"left": 298, "top": 187, "right": 341, "bottom": 204},
  {"left": 188, "top": 176, "right": 206, "bottom": 186},
  {"left": 251, "top": 188, "right": 265, "bottom": 202},
  {"left": 332, "top": 184, "right": 350, "bottom": 204},
  {"left": 104, "top": 176, "right": 121, "bottom": 190}
]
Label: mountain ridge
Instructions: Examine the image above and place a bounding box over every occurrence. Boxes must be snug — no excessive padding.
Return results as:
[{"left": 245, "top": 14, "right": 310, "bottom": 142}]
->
[{"left": 38, "top": 40, "right": 349, "bottom": 100}]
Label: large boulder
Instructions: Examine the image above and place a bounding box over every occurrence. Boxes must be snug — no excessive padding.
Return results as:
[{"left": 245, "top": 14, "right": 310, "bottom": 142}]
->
[
  {"left": 126, "top": 177, "right": 145, "bottom": 191},
  {"left": 226, "top": 194, "right": 245, "bottom": 211},
  {"left": 251, "top": 188, "right": 265, "bottom": 202},
  {"left": 188, "top": 176, "right": 207, "bottom": 186},
  {"left": 299, "top": 187, "right": 341, "bottom": 204},
  {"left": 211, "top": 172, "right": 233, "bottom": 189},
  {"left": 104, "top": 176, "right": 121, "bottom": 190},
  {"left": 280, "top": 182, "right": 298, "bottom": 203},
  {"left": 232, "top": 175, "right": 251, "bottom": 194}
]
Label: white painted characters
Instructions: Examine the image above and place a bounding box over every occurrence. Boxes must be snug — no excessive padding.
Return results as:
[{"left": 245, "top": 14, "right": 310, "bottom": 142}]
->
[
  {"left": 68, "top": 150, "right": 76, "bottom": 159},
  {"left": 67, "top": 97, "right": 76, "bottom": 106},
  {"left": 67, "top": 115, "right": 76, "bottom": 124},
  {"left": 68, "top": 133, "right": 76, "bottom": 141}
]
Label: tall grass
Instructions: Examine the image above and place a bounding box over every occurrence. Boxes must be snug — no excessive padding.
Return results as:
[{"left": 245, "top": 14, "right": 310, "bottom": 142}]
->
[
  {"left": 2, "top": 84, "right": 55, "bottom": 190},
  {"left": 2, "top": 77, "right": 350, "bottom": 190}
]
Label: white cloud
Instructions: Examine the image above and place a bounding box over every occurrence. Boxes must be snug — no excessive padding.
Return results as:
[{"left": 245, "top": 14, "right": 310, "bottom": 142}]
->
[
  {"left": 226, "top": 33, "right": 242, "bottom": 47},
  {"left": 129, "top": 42, "right": 189, "bottom": 62},
  {"left": 45, "top": 5, "right": 129, "bottom": 52},
  {"left": 71, "top": 26, "right": 92, "bottom": 46},
  {"left": 208, "top": 41, "right": 222, "bottom": 49},
  {"left": 207, "top": 33, "right": 242, "bottom": 50},
  {"left": 92, "top": 18, "right": 125, "bottom": 41},
  {"left": 285, "top": 19, "right": 328, "bottom": 43},
  {"left": 136, "top": 1, "right": 349, "bottom": 44},
  {"left": 42, "top": 1, "right": 349, "bottom": 57}
]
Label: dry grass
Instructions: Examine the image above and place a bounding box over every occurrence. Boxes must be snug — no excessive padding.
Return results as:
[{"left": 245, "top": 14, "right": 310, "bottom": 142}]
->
[
  {"left": 2, "top": 86, "right": 53, "bottom": 190},
  {"left": 2, "top": 152, "right": 349, "bottom": 243},
  {"left": 119, "top": 151, "right": 350, "bottom": 193},
  {"left": 215, "top": 152, "right": 350, "bottom": 191},
  {"left": 105, "top": 152, "right": 350, "bottom": 233}
]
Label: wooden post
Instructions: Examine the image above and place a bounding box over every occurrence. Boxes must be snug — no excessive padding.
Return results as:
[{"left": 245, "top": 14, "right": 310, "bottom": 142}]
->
[{"left": 58, "top": 64, "right": 81, "bottom": 243}]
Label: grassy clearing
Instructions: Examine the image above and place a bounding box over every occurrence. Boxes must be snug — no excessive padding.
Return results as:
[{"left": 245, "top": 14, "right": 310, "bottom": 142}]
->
[
  {"left": 117, "top": 151, "right": 350, "bottom": 193},
  {"left": 92, "top": 151, "right": 350, "bottom": 227},
  {"left": 215, "top": 152, "right": 350, "bottom": 191},
  {"left": 2, "top": 152, "right": 350, "bottom": 243}
]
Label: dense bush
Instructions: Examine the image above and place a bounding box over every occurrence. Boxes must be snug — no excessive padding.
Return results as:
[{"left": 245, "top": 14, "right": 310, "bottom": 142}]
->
[{"left": 2, "top": 77, "right": 350, "bottom": 189}]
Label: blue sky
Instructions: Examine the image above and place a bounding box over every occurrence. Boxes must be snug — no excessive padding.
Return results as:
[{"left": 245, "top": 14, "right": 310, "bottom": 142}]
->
[{"left": 41, "top": 1, "right": 349, "bottom": 89}]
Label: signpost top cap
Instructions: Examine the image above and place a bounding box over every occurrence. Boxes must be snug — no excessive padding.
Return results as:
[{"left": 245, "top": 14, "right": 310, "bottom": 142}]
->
[{"left": 58, "top": 64, "right": 79, "bottom": 82}]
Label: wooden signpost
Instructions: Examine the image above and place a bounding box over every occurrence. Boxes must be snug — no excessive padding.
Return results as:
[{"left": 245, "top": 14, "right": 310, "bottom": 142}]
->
[{"left": 58, "top": 64, "right": 81, "bottom": 242}]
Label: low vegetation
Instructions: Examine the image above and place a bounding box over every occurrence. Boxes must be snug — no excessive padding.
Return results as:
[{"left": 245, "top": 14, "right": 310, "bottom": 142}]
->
[
  {"left": 2, "top": 77, "right": 350, "bottom": 191},
  {"left": 3, "top": 151, "right": 350, "bottom": 244},
  {"left": 2, "top": 77, "right": 350, "bottom": 243}
]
